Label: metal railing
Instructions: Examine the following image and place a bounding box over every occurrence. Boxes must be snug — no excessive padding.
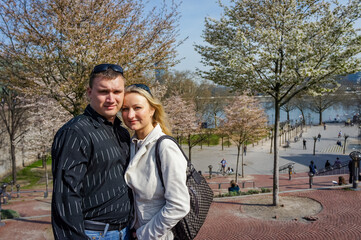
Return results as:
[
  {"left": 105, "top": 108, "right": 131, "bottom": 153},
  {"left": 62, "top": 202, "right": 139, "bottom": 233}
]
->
[{"left": 316, "top": 160, "right": 350, "bottom": 176}]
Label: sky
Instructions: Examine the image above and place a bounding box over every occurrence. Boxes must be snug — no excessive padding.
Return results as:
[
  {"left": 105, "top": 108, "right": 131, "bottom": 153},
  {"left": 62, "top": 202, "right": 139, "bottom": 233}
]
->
[{"left": 172, "top": 0, "right": 227, "bottom": 72}]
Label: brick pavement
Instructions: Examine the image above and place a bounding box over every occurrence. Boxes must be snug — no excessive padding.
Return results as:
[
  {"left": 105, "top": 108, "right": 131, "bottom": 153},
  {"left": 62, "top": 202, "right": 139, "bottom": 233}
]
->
[
  {"left": 196, "top": 188, "right": 361, "bottom": 240},
  {"left": 1, "top": 173, "right": 360, "bottom": 240}
]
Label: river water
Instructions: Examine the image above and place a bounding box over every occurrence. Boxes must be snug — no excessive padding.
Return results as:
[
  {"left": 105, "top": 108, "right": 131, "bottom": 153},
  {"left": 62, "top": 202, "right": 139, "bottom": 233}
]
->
[{"left": 264, "top": 103, "right": 358, "bottom": 125}]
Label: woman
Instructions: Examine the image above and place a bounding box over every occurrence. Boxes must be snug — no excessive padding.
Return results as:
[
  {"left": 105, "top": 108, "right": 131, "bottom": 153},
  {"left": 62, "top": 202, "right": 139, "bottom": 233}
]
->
[
  {"left": 228, "top": 180, "right": 240, "bottom": 193},
  {"left": 121, "top": 84, "right": 190, "bottom": 240}
]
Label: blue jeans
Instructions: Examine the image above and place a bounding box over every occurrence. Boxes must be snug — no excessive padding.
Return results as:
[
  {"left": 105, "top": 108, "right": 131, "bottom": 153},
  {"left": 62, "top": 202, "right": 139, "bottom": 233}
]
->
[{"left": 85, "top": 226, "right": 129, "bottom": 240}]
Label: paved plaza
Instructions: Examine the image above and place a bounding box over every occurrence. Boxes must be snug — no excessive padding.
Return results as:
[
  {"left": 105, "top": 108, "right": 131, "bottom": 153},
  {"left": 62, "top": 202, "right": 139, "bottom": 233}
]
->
[
  {"left": 1, "top": 123, "right": 361, "bottom": 239},
  {"left": 191, "top": 123, "right": 360, "bottom": 175}
]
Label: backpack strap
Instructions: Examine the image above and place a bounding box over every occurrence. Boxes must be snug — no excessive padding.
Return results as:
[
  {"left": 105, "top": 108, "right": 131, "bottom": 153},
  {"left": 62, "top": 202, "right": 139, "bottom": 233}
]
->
[{"left": 155, "top": 135, "right": 190, "bottom": 188}]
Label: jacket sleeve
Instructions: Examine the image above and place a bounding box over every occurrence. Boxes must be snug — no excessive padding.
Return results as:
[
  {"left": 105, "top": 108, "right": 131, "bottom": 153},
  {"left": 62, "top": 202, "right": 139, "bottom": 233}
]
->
[
  {"left": 51, "top": 129, "right": 90, "bottom": 240},
  {"left": 136, "top": 140, "right": 190, "bottom": 239}
]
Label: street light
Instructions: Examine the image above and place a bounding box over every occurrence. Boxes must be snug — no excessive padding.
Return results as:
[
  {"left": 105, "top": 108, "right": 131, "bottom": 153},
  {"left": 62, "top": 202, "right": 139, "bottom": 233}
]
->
[
  {"left": 0, "top": 188, "right": 4, "bottom": 227},
  {"left": 308, "top": 171, "right": 314, "bottom": 188},
  {"left": 343, "top": 134, "right": 349, "bottom": 154},
  {"left": 313, "top": 136, "right": 317, "bottom": 155},
  {"left": 349, "top": 151, "right": 361, "bottom": 189}
]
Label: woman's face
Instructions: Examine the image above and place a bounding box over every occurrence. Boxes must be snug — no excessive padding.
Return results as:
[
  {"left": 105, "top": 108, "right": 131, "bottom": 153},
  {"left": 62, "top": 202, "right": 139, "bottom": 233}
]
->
[{"left": 122, "top": 92, "right": 155, "bottom": 139}]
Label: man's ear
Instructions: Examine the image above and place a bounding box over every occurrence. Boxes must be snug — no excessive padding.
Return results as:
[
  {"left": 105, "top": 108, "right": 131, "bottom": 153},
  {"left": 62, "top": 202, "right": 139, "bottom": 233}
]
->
[{"left": 87, "top": 87, "right": 92, "bottom": 99}]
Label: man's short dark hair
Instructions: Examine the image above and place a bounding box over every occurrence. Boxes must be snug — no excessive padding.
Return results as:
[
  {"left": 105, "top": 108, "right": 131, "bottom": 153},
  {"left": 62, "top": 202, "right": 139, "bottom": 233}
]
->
[{"left": 89, "top": 64, "right": 125, "bottom": 88}]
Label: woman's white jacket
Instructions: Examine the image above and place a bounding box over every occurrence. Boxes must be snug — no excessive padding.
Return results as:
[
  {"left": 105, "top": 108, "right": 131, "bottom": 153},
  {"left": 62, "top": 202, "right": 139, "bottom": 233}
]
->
[{"left": 124, "top": 124, "right": 190, "bottom": 240}]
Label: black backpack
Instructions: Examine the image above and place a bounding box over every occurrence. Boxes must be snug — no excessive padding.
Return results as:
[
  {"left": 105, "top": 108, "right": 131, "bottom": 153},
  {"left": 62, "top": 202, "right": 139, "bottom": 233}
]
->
[{"left": 155, "top": 135, "right": 213, "bottom": 240}]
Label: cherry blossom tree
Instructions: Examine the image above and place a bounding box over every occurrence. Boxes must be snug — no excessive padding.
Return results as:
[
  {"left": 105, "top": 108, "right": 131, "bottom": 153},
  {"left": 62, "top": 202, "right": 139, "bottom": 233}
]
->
[
  {"left": 0, "top": 0, "right": 181, "bottom": 116},
  {"left": 195, "top": 0, "right": 361, "bottom": 205},
  {"left": 0, "top": 84, "right": 71, "bottom": 182},
  {"left": 163, "top": 93, "right": 204, "bottom": 161},
  {"left": 0, "top": 85, "right": 33, "bottom": 182},
  {"left": 222, "top": 94, "right": 268, "bottom": 182}
]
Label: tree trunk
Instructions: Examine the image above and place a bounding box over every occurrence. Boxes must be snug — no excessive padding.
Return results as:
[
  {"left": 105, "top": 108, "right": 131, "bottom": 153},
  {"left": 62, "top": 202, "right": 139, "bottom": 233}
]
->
[
  {"left": 319, "top": 111, "right": 323, "bottom": 125},
  {"left": 241, "top": 143, "right": 244, "bottom": 178},
  {"left": 221, "top": 136, "right": 224, "bottom": 151},
  {"left": 10, "top": 137, "right": 17, "bottom": 183},
  {"left": 270, "top": 129, "right": 273, "bottom": 153},
  {"left": 287, "top": 111, "right": 290, "bottom": 122},
  {"left": 313, "top": 138, "right": 316, "bottom": 155},
  {"left": 273, "top": 101, "right": 280, "bottom": 206},
  {"left": 235, "top": 144, "right": 241, "bottom": 183},
  {"left": 214, "top": 113, "right": 217, "bottom": 128},
  {"left": 187, "top": 134, "right": 192, "bottom": 162}
]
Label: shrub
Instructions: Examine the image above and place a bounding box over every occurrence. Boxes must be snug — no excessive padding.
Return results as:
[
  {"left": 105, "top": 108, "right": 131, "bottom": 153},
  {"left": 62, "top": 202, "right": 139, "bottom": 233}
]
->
[
  {"left": 247, "top": 189, "right": 260, "bottom": 194},
  {"left": 1, "top": 209, "right": 20, "bottom": 219},
  {"left": 261, "top": 187, "right": 271, "bottom": 193}
]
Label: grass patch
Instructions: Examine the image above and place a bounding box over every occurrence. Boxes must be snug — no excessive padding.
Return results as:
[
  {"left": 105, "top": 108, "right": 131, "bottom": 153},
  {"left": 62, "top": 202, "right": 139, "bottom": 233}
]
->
[
  {"left": 1, "top": 209, "right": 20, "bottom": 219},
  {"left": 0, "top": 155, "right": 52, "bottom": 189},
  {"left": 202, "top": 133, "right": 220, "bottom": 146}
]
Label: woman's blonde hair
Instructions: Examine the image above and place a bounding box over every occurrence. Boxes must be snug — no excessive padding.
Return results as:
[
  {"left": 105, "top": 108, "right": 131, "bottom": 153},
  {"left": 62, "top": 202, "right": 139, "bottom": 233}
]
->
[{"left": 124, "top": 84, "right": 172, "bottom": 136}]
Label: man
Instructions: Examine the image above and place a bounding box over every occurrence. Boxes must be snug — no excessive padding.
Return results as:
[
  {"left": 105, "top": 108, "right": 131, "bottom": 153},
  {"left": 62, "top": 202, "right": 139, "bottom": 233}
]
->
[
  {"left": 51, "top": 64, "right": 131, "bottom": 240},
  {"left": 220, "top": 158, "right": 227, "bottom": 174},
  {"left": 334, "top": 157, "right": 342, "bottom": 168},
  {"left": 309, "top": 161, "right": 317, "bottom": 174},
  {"left": 303, "top": 138, "right": 307, "bottom": 150}
]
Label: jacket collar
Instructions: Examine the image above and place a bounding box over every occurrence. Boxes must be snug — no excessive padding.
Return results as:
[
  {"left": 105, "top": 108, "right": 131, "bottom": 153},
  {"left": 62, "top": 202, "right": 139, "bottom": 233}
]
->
[
  {"left": 84, "top": 104, "right": 122, "bottom": 128},
  {"left": 130, "top": 124, "right": 163, "bottom": 159}
]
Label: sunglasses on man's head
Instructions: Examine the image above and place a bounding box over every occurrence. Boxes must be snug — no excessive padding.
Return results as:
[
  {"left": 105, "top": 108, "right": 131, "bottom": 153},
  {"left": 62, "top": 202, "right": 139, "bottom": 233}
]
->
[
  {"left": 129, "top": 83, "right": 152, "bottom": 96},
  {"left": 91, "top": 64, "right": 124, "bottom": 75}
]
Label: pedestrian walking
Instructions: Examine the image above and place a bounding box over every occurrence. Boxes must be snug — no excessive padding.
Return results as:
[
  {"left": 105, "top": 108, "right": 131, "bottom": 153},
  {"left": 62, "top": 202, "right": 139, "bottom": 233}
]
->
[
  {"left": 309, "top": 161, "right": 317, "bottom": 174},
  {"left": 243, "top": 145, "right": 247, "bottom": 156},
  {"left": 303, "top": 138, "right": 307, "bottom": 150},
  {"left": 323, "top": 122, "right": 326, "bottom": 130},
  {"left": 338, "top": 130, "right": 342, "bottom": 138},
  {"left": 220, "top": 158, "right": 227, "bottom": 174},
  {"left": 317, "top": 133, "right": 321, "bottom": 141}
]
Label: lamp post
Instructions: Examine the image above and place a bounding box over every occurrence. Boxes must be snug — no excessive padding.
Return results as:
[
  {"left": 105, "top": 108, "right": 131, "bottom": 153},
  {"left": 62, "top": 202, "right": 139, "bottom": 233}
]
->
[
  {"left": 1, "top": 183, "right": 7, "bottom": 204},
  {"left": 308, "top": 171, "right": 314, "bottom": 188},
  {"left": 343, "top": 134, "right": 349, "bottom": 154},
  {"left": 208, "top": 165, "right": 213, "bottom": 179},
  {"left": 349, "top": 151, "right": 361, "bottom": 189},
  {"left": 0, "top": 188, "right": 4, "bottom": 227},
  {"left": 43, "top": 154, "right": 49, "bottom": 198},
  {"left": 313, "top": 136, "right": 317, "bottom": 155},
  {"left": 16, "top": 184, "right": 20, "bottom": 198}
]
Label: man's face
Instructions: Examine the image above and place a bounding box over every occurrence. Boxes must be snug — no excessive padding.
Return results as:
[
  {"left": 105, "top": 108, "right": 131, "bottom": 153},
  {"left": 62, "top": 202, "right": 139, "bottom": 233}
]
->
[{"left": 87, "top": 76, "right": 125, "bottom": 123}]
